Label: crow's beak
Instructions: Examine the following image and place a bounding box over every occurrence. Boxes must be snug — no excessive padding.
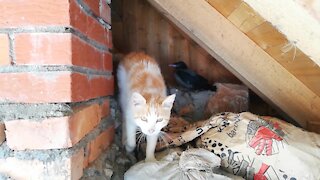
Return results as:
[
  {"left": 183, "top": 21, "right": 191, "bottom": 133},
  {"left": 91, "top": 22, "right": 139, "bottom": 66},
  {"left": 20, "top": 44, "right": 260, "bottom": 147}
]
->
[{"left": 169, "top": 64, "right": 177, "bottom": 68}]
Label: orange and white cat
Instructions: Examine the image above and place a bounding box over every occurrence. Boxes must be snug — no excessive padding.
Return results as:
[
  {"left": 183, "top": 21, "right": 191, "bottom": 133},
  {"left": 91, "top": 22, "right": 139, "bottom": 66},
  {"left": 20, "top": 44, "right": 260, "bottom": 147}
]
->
[{"left": 117, "top": 52, "right": 175, "bottom": 162}]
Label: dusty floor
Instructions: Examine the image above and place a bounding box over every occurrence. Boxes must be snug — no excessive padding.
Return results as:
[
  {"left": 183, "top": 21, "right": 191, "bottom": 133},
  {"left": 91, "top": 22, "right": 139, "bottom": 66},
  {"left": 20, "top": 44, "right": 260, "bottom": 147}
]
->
[
  {"left": 81, "top": 98, "right": 136, "bottom": 180},
  {"left": 81, "top": 125, "right": 136, "bottom": 180}
]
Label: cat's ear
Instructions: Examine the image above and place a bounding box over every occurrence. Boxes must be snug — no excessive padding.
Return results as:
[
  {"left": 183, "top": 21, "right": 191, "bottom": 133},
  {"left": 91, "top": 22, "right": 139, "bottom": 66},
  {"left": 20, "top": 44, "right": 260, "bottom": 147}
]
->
[
  {"left": 162, "top": 94, "right": 176, "bottom": 109},
  {"left": 132, "top": 92, "right": 146, "bottom": 107}
]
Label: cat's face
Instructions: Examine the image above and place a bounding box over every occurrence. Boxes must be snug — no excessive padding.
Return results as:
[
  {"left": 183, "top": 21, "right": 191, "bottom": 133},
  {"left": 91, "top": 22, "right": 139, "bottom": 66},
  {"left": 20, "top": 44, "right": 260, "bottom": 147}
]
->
[{"left": 131, "top": 92, "right": 176, "bottom": 136}]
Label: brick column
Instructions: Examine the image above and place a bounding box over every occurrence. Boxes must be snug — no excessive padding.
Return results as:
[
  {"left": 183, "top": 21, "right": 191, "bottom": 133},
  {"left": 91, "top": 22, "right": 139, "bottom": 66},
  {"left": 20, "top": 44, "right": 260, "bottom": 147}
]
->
[{"left": 0, "top": 0, "right": 113, "bottom": 179}]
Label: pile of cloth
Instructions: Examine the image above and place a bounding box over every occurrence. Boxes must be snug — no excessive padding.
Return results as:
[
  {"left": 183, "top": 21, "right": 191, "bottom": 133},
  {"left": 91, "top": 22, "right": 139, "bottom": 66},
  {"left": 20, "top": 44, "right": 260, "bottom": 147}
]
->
[
  {"left": 125, "top": 148, "right": 238, "bottom": 180},
  {"left": 125, "top": 112, "right": 320, "bottom": 180}
]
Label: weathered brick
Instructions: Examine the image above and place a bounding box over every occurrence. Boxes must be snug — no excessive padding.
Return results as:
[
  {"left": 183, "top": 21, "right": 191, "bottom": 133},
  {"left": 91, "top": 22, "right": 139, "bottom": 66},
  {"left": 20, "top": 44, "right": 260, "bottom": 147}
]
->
[
  {"left": 83, "top": 0, "right": 100, "bottom": 16},
  {"left": 0, "top": 34, "right": 10, "bottom": 66},
  {"left": 15, "top": 33, "right": 72, "bottom": 65},
  {"left": 0, "top": 0, "right": 70, "bottom": 28},
  {"left": 84, "top": 126, "right": 114, "bottom": 167},
  {"left": 71, "top": 73, "right": 114, "bottom": 103},
  {"left": 6, "top": 116, "right": 71, "bottom": 150},
  {"left": 70, "top": 0, "right": 108, "bottom": 46},
  {"left": 0, "top": 72, "right": 113, "bottom": 103},
  {"left": 0, "top": 0, "right": 112, "bottom": 46},
  {"left": 0, "top": 1, "right": 111, "bottom": 48},
  {"left": 14, "top": 33, "right": 110, "bottom": 71},
  {"left": 69, "top": 104, "right": 102, "bottom": 145},
  {"left": 0, "top": 123, "right": 5, "bottom": 145},
  {"left": 100, "top": 0, "right": 111, "bottom": 24},
  {"left": 71, "top": 149, "right": 85, "bottom": 180},
  {"left": 90, "top": 75, "right": 114, "bottom": 100},
  {"left": 0, "top": 149, "right": 84, "bottom": 180},
  {"left": 103, "top": 52, "right": 113, "bottom": 71},
  {"left": 101, "top": 99, "right": 110, "bottom": 118},
  {"left": 106, "top": 29, "right": 113, "bottom": 49},
  {"left": 0, "top": 72, "right": 71, "bottom": 103},
  {"left": 5, "top": 103, "right": 110, "bottom": 150},
  {"left": 88, "top": 126, "right": 114, "bottom": 163},
  {"left": 72, "top": 36, "right": 107, "bottom": 71}
]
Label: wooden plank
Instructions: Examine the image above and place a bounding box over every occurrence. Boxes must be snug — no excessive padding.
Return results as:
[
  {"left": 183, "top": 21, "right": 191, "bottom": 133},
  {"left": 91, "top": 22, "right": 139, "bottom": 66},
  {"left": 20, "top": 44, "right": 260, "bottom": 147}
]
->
[
  {"left": 113, "top": 0, "right": 239, "bottom": 87},
  {"left": 136, "top": 0, "right": 148, "bottom": 52},
  {"left": 227, "top": 2, "right": 265, "bottom": 33},
  {"left": 189, "top": 43, "right": 209, "bottom": 82},
  {"left": 209, "top": 0, "right": 320, "bottom": 96},
  {"left": 267, "top": 44, "right": 320, "bottom": 94},
  {"left": 146, "top": 2, "right": 159, "bottom": 58},
  {"left": 246, "top": 22, "right": 287, "bottom": 48},
  {"left": 110, "top": 0, "right": 125, "bottom": 51},
  {"left": 189, "top": 41, "right": 241, "bottom": 84},
  {"left": 247, "top": 22, "right": 320, "bottom": 96},
  {"left": 147, "top": 0, "right": 320, "bottom": 128},
  {"left": 159, "top": 19, "right": 175, "bottom": 85},
  {"left": 122, "top": 0, "right": 139, "bottom": 51},
  {"left": 243, "top": 0, "right": 320, "bottom": 67},
  {"left": 206, "top": 0, "right": 242, "bottom": 17}
]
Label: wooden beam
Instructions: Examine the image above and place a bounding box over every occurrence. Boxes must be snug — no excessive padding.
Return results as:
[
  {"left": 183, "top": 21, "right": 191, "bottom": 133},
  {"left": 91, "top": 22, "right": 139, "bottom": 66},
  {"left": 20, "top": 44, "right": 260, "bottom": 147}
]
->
[
  {"left": 243, "top": 0, "right": 320, "bottom": 67},
  {"left": 206, "top": 0, "right": 241, "bottom": 17},
  {"left": 227, "top": 2, "right": 265, "bottom": 33},
  {"left": 147, "top": 0, "right": 320, "bottom": 128},
  {"left": 209, "top": 0, "right": 320, "bottom": 99}
]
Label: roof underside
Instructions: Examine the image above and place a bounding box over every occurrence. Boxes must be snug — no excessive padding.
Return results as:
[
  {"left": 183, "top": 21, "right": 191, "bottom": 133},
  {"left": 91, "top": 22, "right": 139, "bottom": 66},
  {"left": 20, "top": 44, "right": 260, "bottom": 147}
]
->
[{"left": 147, "top": 0, "right": 320, "bottom": 133}]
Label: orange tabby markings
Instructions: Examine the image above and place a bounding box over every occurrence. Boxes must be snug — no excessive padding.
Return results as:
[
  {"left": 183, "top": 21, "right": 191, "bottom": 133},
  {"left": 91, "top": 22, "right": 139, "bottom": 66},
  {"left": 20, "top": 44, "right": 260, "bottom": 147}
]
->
[{"left": 117, "top": 52, "right": 176, "bottom": 162}]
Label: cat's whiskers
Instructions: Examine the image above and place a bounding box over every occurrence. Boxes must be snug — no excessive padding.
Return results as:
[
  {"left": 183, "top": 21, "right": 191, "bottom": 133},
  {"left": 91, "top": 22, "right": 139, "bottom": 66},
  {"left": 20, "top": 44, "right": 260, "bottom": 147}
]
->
[
  {"left": 158, "top": 131, "right": 171, "bottom": 147},
  {"left": 161, "top": 131, "right": 173, "bottom": 141},
  {"left": 137, "top": 133, "right": 146, "bottom": 150},
  {"left": 136, "top": 127, "right": 142, "bottom": 135}
]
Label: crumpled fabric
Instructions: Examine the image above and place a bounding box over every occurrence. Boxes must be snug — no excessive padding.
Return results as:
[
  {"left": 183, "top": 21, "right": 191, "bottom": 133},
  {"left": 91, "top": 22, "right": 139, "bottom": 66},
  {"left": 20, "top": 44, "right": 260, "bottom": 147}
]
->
[
  {"left": 157, "top": 112, "right": 320, "bottom": 180},
  {"left": 124, "top": 148, "right": 232, "bottom": 180}
]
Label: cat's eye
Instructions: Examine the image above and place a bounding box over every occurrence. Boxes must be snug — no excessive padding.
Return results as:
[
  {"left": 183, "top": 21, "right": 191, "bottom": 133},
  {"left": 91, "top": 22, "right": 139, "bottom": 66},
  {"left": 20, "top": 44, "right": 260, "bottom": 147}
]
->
[
  {"left": 141, "top": 117, "right": 147, "bottom": 122},
  {"left": 156, "top": 118, "right": 163, "bottom": 123}
]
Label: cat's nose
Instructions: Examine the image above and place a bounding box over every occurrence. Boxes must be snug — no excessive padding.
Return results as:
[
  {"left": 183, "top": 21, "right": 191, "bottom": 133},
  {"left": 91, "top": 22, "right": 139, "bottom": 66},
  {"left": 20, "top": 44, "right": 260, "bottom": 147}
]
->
[{"left": 148, "top": 129, "right": 155, "bottom": 133}]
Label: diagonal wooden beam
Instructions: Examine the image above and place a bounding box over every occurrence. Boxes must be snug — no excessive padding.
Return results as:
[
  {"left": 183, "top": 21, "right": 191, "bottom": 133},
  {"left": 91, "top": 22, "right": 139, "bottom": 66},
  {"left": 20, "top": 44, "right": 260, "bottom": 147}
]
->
[
  {"left": 148, "top": 0, "right": 320, "bottom": 129},
  {"left": 243, "top": 0, "right": 320, "bottom": 67}
]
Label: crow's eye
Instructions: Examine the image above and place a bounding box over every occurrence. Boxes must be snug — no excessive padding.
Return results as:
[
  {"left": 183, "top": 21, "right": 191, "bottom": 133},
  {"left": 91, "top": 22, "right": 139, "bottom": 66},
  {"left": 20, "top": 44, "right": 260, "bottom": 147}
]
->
[
  {"left": 156, "top": 118, "right": 163, "bottom": 123},
  {"left": 141, "top": 117, "right": 147, "bottom": 122}
]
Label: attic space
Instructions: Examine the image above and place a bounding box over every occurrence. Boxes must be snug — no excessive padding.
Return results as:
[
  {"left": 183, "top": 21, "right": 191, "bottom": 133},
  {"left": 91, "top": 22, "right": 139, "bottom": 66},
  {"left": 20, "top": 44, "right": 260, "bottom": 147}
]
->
[
  {"left": 0, "top": 0, "right": 319, "bottom": 179},
  {"left": 111, "top": 0, "right": 282, "bottom": 118},
  {"left": 111, "top": 0, "right": 320, "bottom": 179},
  {"left": 112, "top": 0, "right": 290, "bottom": 119}
]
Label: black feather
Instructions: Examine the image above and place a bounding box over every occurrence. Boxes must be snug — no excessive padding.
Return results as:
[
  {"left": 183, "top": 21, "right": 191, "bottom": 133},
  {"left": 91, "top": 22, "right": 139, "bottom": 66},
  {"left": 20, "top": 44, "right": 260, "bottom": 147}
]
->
[{"left": 169, "top": 61, "right": 216, "bottom": 91}]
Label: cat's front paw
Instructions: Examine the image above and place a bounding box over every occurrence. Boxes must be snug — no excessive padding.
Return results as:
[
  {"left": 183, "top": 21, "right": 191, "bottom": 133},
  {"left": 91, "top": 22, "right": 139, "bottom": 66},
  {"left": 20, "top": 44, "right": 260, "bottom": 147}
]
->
[{"left": 125, "top": 144, "right": 135, "bottom": 152}]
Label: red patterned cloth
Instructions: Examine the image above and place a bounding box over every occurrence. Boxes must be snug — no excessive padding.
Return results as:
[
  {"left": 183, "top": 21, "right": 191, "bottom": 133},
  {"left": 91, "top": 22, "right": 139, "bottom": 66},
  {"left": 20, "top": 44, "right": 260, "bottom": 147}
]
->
[{"left": 156, "top": 112, "right": 320, "bottom": 180}]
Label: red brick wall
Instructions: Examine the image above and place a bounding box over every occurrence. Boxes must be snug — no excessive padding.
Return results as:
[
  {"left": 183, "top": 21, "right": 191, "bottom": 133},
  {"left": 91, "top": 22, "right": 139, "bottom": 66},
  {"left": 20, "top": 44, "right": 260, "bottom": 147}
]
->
[{"left": 0, "top": 0, "right": 113, "bottom": 179}]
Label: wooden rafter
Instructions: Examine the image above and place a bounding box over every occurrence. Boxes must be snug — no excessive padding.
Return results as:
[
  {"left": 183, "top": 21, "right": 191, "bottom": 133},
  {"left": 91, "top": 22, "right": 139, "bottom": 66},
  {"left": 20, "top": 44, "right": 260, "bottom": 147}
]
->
[{"left": 148, "top": 0, "right": 320, "bottom": 131}]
